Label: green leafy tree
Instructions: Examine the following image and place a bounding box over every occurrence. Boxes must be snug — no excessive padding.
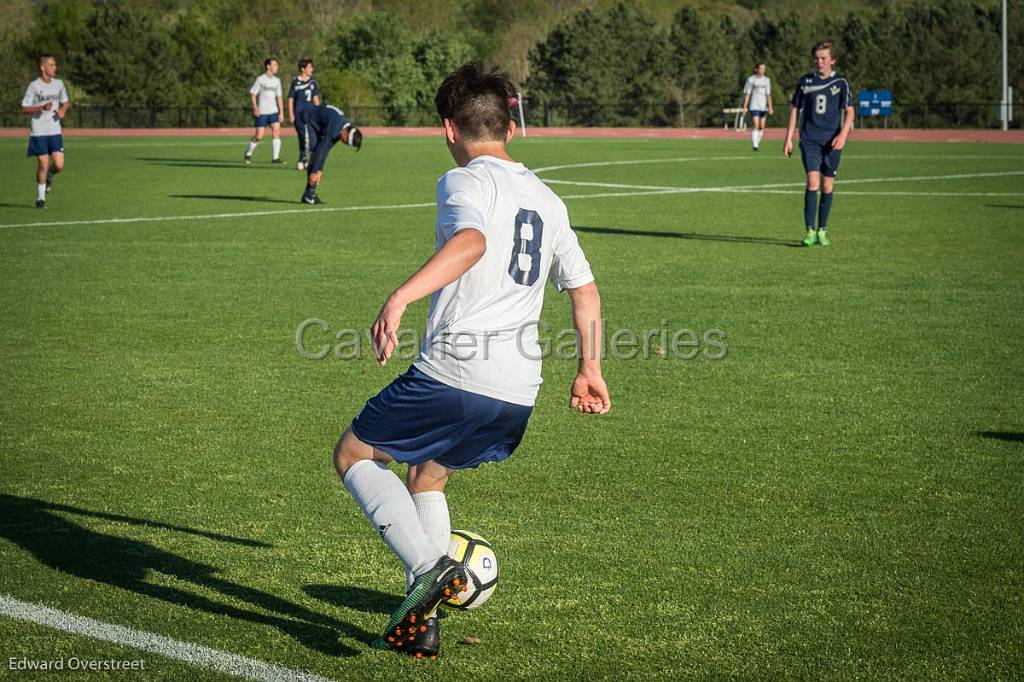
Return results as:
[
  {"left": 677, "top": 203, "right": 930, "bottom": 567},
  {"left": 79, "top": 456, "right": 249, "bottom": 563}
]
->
[{"left": 333, "top": 12, "right": 426, "bottom": 125}]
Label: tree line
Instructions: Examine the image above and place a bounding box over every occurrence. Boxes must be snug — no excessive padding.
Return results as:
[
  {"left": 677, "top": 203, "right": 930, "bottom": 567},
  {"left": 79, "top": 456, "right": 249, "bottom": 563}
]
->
[{"left": 2, "top": 0, "right": 1020, "bottom": 128}]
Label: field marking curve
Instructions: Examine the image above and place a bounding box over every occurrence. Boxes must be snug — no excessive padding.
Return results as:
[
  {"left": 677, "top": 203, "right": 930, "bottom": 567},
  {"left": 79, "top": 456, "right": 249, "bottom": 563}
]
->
[
  {"left": 2, "top": 171, "right": 1023, "bottom": 232},
  {"left": 0, "top": 594, "right": 337, "bottom": 682}
]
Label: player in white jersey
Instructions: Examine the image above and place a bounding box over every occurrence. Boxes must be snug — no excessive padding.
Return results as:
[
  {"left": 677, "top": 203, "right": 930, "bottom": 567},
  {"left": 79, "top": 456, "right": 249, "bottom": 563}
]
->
[
  {"left": 741, "top": 63, "right": 773, "bottom": 151},
  {"left": 243, "top": 58, "right": 284, "bottom": 165},
  {"left": 21, "top": 55, "right": 70, "bottom": 208},
  {"left": 332, "top": 62, "right": 610, "bottom": 659}
]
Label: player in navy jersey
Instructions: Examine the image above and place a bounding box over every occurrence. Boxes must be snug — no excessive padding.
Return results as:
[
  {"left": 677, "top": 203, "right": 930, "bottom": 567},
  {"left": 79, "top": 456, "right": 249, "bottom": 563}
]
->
[
  {"left": 783, "top": 41, "right": 854, "bottom": 246},
  {"left": 287, "top": 59, "right": 320, "bottom": 171},
  {"left": 300, "top": 104, "right": 362, "bottom": 204}
]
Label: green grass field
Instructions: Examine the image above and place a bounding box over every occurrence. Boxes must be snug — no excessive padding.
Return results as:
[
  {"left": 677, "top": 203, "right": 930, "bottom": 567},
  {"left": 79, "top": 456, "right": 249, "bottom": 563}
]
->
[{"left": 1, "top": 133, "right": 1022, "bottom": 680}]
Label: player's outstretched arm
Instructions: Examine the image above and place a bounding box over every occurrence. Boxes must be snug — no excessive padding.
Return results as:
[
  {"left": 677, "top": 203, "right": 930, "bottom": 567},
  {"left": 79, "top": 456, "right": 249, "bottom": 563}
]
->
[
  {"left": 370, "top": 228, "right": 486, "bottom": 365},
  {"left": 567, "top": 282, "right": 610, "bottom": 414}
]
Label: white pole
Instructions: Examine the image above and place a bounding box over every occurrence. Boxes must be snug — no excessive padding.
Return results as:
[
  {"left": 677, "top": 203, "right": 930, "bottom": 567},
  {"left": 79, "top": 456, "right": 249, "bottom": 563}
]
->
[
  {"left": 517, "top": 93, "right": 527, "bottom": 138},
  {"left": 1002, "top": 0, "right": 1009, "bottom": 130}
]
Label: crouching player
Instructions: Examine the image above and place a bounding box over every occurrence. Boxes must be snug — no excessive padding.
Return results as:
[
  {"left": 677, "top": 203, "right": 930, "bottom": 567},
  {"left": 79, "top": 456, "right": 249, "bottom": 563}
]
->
[
  {"left": 331, "top": 62, "right": 611, "bottom": 659},
  {"left": 301, "top": 104, "right": 362, "bottom": 204}
]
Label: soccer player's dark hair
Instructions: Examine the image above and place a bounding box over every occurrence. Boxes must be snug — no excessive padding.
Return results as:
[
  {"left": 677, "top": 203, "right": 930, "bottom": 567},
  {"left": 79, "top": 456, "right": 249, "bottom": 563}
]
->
[
  {"left": 812, "top": 41, "right": 837, "bottom": 60},
  {"left": 38, "top": 54, "right": 54, "bottom": 66},
  {"left": 265, "top": 57, "right": 277, "bottom": 69},
  {"left": 435, "top": 62, "right": 517, "bottom": 143},
  {"left": 298, "top": 58, "right": 313, "bottom": 70}
]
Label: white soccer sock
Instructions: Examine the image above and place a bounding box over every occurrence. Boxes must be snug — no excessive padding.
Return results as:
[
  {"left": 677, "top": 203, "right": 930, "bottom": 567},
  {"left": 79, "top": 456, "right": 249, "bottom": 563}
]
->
[
  {"left": 751, "top": 129, "right": 758, "bottom": 147},
  {"left": 756, "top": 129, "right": 764, "bottom": 146},
  {"left": 271, "top": 138, "right": 281, "bottom": 160},
  {"left": 406, "top": 491, "right": 451, "bottom": 591},
  {"left": 246, "top": 141, "right": 258, "bottom": 156},
  {"left": 344, "top": 460, "right": 441, "bottom": 578},
  {"left": 36, "top": 184, "right": 46, "bottom": 201}
]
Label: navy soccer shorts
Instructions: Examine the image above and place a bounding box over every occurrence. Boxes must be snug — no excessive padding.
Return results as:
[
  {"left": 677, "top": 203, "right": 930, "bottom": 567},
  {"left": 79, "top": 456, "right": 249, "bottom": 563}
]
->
[
  {"left": 799, "top": 139, "right": 843, "bottom": 177},
  {"left": 27, "top": 135, "right": 63, "bottom": 157},
  {"left": 253, "top": 112, "right": 280, "bottom": 127},
  {"left": 350, "top": 365, "right": 533, "bottom": 470},
  {"left": 749, "top": 109, "right": 767, "bottom": 119}
]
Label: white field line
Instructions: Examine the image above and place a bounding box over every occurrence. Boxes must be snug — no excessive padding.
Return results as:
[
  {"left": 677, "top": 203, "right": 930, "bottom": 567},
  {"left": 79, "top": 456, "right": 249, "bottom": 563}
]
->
[
  {"left": 0, "top": 595, "right": 335, "bottom": 682},
  {"left": 0, "top": 202, "right": 433, "bottom": 230},
  {"left": 534, "top": 155, "right": 1022, "bottom": 173},
  {"left": 2, "top": 171, "right": 1022, "bottom": 231}
]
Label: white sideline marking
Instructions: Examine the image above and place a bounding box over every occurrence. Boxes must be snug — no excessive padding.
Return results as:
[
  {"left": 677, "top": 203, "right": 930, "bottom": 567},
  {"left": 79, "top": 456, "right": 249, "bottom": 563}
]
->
[
  {"left": 0, "top": 202, "right": 433, "bottom": 231},
  {"left": 1, "top": 171, "right": 1022, "bottom": 232},
  {"left": 0, "top": 595, "right": 335, "bottom": 682}
]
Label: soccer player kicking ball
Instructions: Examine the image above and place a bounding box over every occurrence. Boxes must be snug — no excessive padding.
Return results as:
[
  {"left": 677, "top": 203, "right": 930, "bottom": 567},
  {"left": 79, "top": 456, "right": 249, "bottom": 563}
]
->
[
  {"left": 21, "top": 55, "right": 70, "bottom": 208},
  {"left": 300, "top": 104, "right": 362, "bottom": 204},
  {"left": 783, "top": 41, "right": 854, "bottom": 246},
  {"left": 332, "top": 62, "right": 611, "bottom": 659}
]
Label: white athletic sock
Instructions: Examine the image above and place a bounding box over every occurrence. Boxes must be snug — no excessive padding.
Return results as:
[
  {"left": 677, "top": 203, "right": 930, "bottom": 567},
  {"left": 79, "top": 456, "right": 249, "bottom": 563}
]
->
[
  {"left": 37, "top": 184, "right": 46, "bottom": 201},
  {"left": 756, "top": 129, "right": 764, "bottom": 146},
  {"left": 406, "top": 491, "right": 451, "bottom": 591},
  {"left": 271, "top": 138, "right": 281, "bottom": 160},
  {"left": 245, "top": 141, "right": 258, "bottom": 156},
  {"left": 751, "top": 129, "right": 758, "bottom": 147},
  {"left": 344, "top": 460, "right": 441, "bottom": 578}
]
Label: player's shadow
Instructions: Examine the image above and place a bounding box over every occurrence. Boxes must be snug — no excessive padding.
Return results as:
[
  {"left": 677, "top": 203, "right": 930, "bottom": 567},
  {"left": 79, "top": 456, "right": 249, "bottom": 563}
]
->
[
  {"left": 169, "top": 193, "right": 296, "bottom": 204},
  {"left": 0, "top": 494, "right": 374, "bottom": 656},
  {"left": 303, "top": 584, "right": 402, "bottom": 615},
  {"left": 574, "top": 225, "right": 803, "bottom": 247},
  {"left": 983, "top": 204, "right": 1024, "bottom": 210},
  {"left": 977, "top": 431, "right": 1024, "bottom": 443},
  {"left": 135, "top": 157, "right": 285, "bottom": 171}
]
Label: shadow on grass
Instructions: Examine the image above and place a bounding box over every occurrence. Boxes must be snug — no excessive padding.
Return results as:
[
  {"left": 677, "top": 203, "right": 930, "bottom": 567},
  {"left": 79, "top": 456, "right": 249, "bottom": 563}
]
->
[
  {"left": 135, "top": 157, "right": 287, "bottom": 171},
  {"left": 977, "top": 431, "right": 1024, "bottom": 443},
  {"left": 574, "top": 225, "right": 803, "bottom": 247},
  {"left": 0, "top": 203, "right": 36, "bottom": 210},
  {"left": 0, "top": 494, "right": 374, "bottom": 656},
  {"left": 304, "top": 584, "right": 402, "bottom": 615},
  {"left": 170, "top": 194, "right": 297, "bottom": 205},
  {"left": 983, "top": 205, "right": 1024, "bottom": 210}
]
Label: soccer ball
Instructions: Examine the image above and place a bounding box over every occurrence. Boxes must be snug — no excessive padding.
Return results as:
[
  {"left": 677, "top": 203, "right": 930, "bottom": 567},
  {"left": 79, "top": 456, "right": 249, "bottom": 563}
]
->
[{"left": 443, "top": 530, "right": 498, "bottom": 610}]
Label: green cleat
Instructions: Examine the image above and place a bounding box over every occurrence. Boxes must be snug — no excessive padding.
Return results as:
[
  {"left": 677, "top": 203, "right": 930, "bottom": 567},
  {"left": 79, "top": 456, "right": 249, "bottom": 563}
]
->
[
  {"left": 801, "top": 230, "right": 817, "bottom": 247},
  {"left": 817, "top": 230, "right": 831, "bottom": 246},
  {"left": 378, "top": 556, "right": 466, "bottom": 657}
]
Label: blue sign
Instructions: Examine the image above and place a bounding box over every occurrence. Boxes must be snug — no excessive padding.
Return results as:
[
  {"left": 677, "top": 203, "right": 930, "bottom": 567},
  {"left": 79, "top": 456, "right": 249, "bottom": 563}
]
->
[{"left": 858, "top": 90, "right": 893, "bottom": 116}]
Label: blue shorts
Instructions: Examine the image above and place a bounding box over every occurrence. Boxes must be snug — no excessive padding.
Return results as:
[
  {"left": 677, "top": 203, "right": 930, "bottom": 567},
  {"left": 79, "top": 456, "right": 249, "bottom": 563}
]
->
[
  {"left": 749, "top": 110, "right": 767, "bottom": 119},
  {"left": 350, "top": 365, "right": 533, "bottom": 470},
  {"left": 27, "top": 135, "right": 63, "bottom": 157},
  {"left": 253, "top": 113, "right": 280, "bottom": 128},
  {"left": 800, "top": 139, "right": 842, "bottom": 177}
]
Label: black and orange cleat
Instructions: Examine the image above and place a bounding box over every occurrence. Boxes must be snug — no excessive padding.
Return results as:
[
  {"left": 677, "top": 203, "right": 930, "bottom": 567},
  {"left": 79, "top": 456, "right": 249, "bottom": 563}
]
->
[{"left": 374, "top": 556, "right": 466, "bottom": 658}]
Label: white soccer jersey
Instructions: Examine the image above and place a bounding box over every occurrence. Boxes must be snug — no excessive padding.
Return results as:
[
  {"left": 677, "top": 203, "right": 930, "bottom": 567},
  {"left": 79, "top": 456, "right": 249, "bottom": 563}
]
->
[
  {"left": 21, "top": 77, "right": 69, "bottom": 137},
  {"left": 249, "top": 74, "right": 282, "bottom": 115},
  {"left": 743, "top": 75, "right": 771, "bottom": 111},
  {"left": 414, "top": 155, "right": 594, "bottom": 406}
]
